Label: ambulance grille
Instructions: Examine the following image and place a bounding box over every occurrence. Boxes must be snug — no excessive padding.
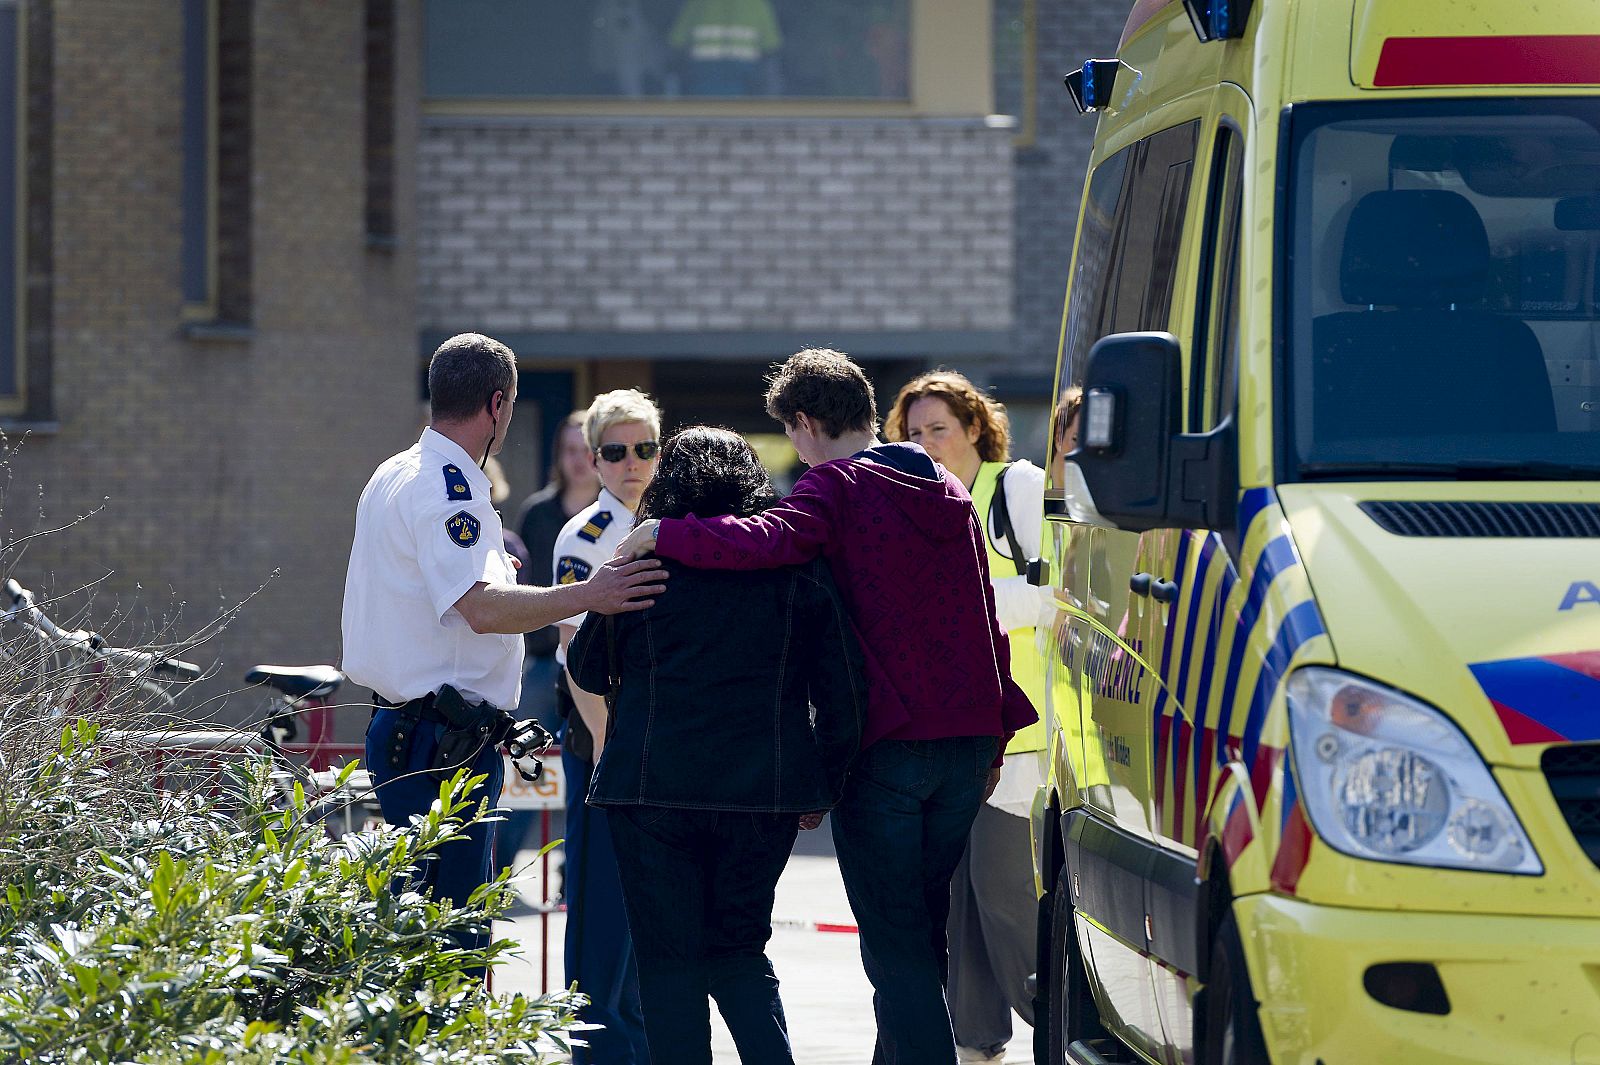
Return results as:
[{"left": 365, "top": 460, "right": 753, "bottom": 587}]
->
[
  {"left": 1542, "top": 744, "right": 1600, "bottom": 868},
  {"left": 1360, "top": 501, "right": 1600, "bottom": 538}
]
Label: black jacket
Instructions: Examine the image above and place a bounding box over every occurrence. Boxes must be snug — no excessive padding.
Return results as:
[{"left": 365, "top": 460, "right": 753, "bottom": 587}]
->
[{"left": 568, "top": 557, "right": 866, "bottom": 812}]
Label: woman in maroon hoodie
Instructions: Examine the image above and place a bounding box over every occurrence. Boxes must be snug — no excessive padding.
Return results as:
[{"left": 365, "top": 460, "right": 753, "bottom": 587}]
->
[{"left": 621, "top": 349, "right": 1036, "bottom": 1065}]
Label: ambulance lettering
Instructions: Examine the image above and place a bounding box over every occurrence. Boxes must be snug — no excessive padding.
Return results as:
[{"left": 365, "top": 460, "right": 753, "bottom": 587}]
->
[
  {"left": 1084, "top": 631, "right": 1147, "bottom": 704},
  {"left": 1559, "top": 580, "right": 1600, "bottom": 610}
]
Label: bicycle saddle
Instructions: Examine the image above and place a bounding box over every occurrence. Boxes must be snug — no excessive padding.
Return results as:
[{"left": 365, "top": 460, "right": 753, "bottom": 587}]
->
[{"left": 245, "top": 664, "right": 344, "bottom": 699}]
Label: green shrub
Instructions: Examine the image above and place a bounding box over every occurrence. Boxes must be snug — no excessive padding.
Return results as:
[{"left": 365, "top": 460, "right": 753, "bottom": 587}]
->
[{"left": 0, "top": 722, "right": 582, "bottom": 1063}]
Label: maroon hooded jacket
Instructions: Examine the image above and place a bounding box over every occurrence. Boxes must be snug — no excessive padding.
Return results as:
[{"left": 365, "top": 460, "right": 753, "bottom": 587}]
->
[{"left": 654, "top": 442, "right": 1038, "bottom": 760}]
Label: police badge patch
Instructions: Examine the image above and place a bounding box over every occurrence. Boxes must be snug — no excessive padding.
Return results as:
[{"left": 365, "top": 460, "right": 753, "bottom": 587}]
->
[
  {"left": 556, "top": 556, "right": 592, "bottom": 584},
  {"left": 442, "top": 464, "right": 472, "bottom": 501},
  {"left": 445, "top": 510, "right": 481, "bottom": 548}
]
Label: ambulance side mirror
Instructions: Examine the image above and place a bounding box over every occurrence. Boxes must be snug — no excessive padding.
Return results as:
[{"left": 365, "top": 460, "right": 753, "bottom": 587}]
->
[{"left": 1068, "top": 332, "right": 1237, "bottom": 533}]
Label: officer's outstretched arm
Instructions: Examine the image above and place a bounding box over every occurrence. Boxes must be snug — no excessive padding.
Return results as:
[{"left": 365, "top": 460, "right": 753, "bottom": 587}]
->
[{"left": 452, "top": 557, "right": 667, "bottom": 634}]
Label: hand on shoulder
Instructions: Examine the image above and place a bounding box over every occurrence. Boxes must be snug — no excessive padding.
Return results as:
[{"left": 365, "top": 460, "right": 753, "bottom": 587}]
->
[{"left": 617, "top": 518, "right": 660, "bottom": 561}]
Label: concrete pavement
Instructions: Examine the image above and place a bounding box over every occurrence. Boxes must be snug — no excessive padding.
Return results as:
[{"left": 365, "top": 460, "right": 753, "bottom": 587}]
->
[{"left": 493, "top": 822, "right": 1035, "bottom": 1064}]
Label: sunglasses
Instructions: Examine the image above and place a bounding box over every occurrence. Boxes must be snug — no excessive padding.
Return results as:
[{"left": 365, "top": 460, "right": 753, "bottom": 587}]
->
[{"left": 596, "top": 441, "right": 660, "bottom": 463}]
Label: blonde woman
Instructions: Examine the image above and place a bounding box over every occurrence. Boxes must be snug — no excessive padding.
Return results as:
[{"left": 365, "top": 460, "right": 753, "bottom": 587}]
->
[{"left": 885, "top": 369, "right": 1048, "bottom": 1063}]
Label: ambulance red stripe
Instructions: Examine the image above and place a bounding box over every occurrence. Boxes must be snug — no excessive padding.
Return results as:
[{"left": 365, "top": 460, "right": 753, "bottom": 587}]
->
[{"left": 1375, "top": 35, "right": 1600, "bottom": 87}]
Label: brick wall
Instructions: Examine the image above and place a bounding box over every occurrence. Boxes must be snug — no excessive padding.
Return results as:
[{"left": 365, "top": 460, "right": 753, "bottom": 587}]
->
[
  {"left": 1012, "top": 0, "right": 1126, "bottom": 376},
  {"left": 418, "top": 117, "right": 1014, "bottom": 339},
  {"left": 4, "top": 0, "right": 421, "bottom": 726}
]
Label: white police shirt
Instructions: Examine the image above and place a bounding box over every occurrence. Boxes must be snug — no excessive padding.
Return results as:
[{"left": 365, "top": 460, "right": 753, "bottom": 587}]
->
[
  {"left": 341, "top": 427, "right": 523, "bottom": 710},
  {"left": 551, "top": 486, "right": 635, "bottom": 666}
]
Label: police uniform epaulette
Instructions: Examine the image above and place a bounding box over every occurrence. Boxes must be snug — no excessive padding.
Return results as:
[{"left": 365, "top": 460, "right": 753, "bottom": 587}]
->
[
  {"left": 442, "top": 464, "right": 472, "bottom": 501},
  {"left": 577, "top": 511, "right": 613, "bottom": 543}
]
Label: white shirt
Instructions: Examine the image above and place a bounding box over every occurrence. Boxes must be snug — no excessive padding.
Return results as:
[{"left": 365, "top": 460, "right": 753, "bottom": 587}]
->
[
  {"left": 341, "top": 428, "right": 523, "bottom": 709},
  {"left": 551, "top": 486, "right": 635, "bottom": 666}
]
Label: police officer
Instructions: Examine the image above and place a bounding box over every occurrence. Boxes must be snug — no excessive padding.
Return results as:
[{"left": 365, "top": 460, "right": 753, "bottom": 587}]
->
[
  {"left": 341, "top": 333, "right": 666, "bottom": 964},
  {"left": 550, "top": 388, "right": 662, "bottom": 1065}
]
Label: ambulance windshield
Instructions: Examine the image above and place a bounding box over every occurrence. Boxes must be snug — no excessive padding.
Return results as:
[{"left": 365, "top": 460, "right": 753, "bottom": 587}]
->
[{"left": 1286, "top": 100, "right": 1600, "bottom": 480}]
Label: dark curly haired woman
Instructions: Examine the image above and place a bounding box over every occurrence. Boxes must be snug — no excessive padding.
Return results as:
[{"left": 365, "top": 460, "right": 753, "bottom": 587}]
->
[{"left": 568, "top": 426, "right": 866, "bottom": 1065}]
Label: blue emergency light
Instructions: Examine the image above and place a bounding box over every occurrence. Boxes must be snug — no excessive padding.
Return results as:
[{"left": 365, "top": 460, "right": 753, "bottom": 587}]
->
[
  {"left": 1064, "top": 59, "right": 1122, "bottom": 114},
  {"left": 1182, "top": 0, "right": 1253, "bottom": 41}
]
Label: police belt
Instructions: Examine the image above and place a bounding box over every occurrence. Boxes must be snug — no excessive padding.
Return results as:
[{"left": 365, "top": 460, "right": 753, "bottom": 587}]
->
[
  {"left": 375, "top": 686, "right": 513, "bottom": 777},
  {"left": 374, "top": 690, "right": 454, "bottom": 727}
]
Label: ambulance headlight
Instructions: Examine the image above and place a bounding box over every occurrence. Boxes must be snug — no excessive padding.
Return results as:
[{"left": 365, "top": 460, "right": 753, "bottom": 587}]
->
[{"left": 1286, "top": 668, "right": 1541, "bottom": 875}]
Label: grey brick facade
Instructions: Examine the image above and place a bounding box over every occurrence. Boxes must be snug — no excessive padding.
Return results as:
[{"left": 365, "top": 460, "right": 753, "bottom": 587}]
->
[
  {"left": 418, "top": 117, "right": 1014, "bottom": 341},
  {"left": 4, "top": 0, "right": 422, "bottom": 721}
]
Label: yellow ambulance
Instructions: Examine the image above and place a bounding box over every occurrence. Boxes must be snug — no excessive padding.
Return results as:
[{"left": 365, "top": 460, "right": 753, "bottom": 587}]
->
[{"left": 1030, "top": 1, "right": 1600, "bottom": 1062}]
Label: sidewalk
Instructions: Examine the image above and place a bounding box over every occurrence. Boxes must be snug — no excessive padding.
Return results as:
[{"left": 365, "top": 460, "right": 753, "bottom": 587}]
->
[{"left": 493, "top": 826, "right": 1035, "bottom": 1064}]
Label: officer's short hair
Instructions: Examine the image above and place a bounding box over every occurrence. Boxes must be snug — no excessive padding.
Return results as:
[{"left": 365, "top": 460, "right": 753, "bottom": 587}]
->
[
  {"left": 764, "top": 348, "right": 878, "bottom": 439},
  {"left": 428, "top": 333, "right": 517, "bottom": 422},
  {"left": 583, "top": 389, "right": 662, "bottom": 450}
]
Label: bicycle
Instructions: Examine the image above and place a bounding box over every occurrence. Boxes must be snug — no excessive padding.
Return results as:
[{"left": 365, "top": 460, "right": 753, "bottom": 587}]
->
[
  {"left": 0, "top": 578, "right": 372, "bottom": 834},
  {"left": 0, "top": 577, "right": 202, "bottom": 715}
]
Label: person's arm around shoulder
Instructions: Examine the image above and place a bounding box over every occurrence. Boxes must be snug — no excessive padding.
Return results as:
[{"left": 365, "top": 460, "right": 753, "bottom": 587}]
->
[{"left": 617, "top": 468, "right": 841, "bottom": 567}]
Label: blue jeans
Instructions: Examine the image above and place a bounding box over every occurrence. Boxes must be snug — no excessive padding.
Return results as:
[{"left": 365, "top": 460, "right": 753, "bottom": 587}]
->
[
  {"left": 607, "top": 805, "right": 800, "bottom": 1065},
  {"left": 365, "top": 708, "right": 504, "bottom": 960},
  {"left": 562, "top": 745, "right": 651, "bottom": 1064},
  {"left": 831, "top": 736, "right": 1000, "bottom": 1065}
]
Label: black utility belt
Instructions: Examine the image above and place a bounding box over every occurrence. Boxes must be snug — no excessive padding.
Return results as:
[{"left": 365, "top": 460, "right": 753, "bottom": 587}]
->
[
  {"left": 377, "top": 685, "right": 505, "bottom": 778},
  {"left": 375, "top": 686, "right": 552, "bottom": 784},
  {"left": 376, "top": 692, "right": 454, "bottom": 727}
]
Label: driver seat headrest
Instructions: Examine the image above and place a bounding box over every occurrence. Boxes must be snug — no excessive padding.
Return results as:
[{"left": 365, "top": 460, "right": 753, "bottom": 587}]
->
[{"left": 1341, "top": 189, "right": 1491, "bottom": 307}]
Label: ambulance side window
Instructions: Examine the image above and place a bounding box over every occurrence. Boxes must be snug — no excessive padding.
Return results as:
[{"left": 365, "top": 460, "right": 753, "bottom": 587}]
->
[
  {"left": 1054, "top": 147, "right": 1134, "bottom": 495},
  {"left": 1191, "top": 125, "right": 1244, "bottom": 431},
  {"left": 1061, "top": 146, "right": 1134, "bottom": 391},
  {"left": 1110, "top": 119, "right": 1200, "bottom": 337}
]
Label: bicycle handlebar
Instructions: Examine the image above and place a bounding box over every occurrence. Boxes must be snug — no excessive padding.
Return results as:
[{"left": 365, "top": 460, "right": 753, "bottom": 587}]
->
[{"left": 2, "top": 577, "right": 201, "bottom": 681}]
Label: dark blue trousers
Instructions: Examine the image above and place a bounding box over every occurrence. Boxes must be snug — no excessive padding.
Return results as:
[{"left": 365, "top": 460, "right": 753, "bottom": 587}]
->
[
  {"left": 607, "top": 804, "right": 799, "bottom": 1065},
  {"left": 365, "top": 707, "right": 504, "bottom": 956},
  {"left": 563, "top": 743, "right": 651, "bottom": 1064},
  {"left": 831, "top": 736, "right": 999, "bottom": 1065}
]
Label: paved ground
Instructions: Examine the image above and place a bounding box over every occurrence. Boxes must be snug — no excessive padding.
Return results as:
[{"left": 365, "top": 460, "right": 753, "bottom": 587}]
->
[{"left": 494, "top": 819, "right": 1035, "bottom": 1064}]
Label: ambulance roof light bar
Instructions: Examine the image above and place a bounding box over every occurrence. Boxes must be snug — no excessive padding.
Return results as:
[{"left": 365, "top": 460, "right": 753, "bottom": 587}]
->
[
  {"left": 1182, "top": 0, "right": 1252, "bottom": 42},
  {"left": 1064, "top": 59, "right": 1122, "bottom": 114}
]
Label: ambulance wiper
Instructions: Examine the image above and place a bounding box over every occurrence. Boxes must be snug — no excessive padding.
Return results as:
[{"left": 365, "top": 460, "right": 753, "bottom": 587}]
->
[{"left": 1300, "top": 460, "right": 1600, "bottom": 481}]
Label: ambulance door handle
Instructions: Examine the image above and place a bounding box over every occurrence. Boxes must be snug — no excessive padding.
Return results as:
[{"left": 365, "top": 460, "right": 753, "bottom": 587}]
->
[{"left": 1131, "top": 572, "right": 1179, "bottom": 602}]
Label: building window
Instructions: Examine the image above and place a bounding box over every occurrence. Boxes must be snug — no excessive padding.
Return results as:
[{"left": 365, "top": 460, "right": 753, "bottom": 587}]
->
[
  {"left": 0, "top": 0, "right": 20, "bottom": 407},
  {"left": 180, "top": 0, "right": 213, "bottom": 315},
  {"left": 365, "top": 0, "right": 397, "bottom": 247},
  {"left": 182, "top": 0, "right": 251, "bottom": 329},
  {"left": 0, "top": 0, "right": 48, "bottom": 421},
  {"left": 424, "top": 0, "right": 911, "bottom": 101}
]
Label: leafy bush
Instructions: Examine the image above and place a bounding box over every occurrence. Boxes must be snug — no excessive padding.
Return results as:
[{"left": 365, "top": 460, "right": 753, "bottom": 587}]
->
[{"left": 0, "top": 722, "right": 581, "bottom": 1063}]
